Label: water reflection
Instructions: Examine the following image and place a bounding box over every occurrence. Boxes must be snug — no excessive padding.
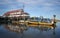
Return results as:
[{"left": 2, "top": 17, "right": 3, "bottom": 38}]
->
[
  {"left": 0, "top": 23, "right": 57, "bottom": 38},
  {"left": 4, "top": 24, "right": 28, "bottom": 33},
  {"left": 4, "top": 23, "right": 56, "bottom": 35}
]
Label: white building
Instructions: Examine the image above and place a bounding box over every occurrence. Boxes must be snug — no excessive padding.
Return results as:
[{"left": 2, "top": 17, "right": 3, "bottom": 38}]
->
[{"left": 3, "top": 9, "right": 30, "bottom": 20}]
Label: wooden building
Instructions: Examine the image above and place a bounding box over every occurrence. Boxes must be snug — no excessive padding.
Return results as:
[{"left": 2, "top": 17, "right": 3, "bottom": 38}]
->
[{"left": 3, "top": 9, "right": 30, "bottom": 21}]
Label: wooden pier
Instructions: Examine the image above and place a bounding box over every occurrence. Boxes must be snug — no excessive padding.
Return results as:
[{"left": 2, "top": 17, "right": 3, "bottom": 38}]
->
[{"left": 12, "top": 20, "right": 55, "bottom": 27}]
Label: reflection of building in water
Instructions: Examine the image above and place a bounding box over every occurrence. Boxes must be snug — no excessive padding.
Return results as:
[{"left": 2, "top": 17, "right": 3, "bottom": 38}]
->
[
  {"left": 38, "top": 26, "right": 52, "bottom": 31},
  {"left": 37, "top": 24, "right": 56, "bottom": 31},
  {"left": 4, "top": 24, "right": 28, "bottom": 33},
  {"left": 4, "top": 23, "right": 56, "bottom": 34}
]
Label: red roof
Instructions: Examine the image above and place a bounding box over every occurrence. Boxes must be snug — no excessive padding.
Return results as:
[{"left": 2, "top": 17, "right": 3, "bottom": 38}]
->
[
  {"left": 3, "top": 10, "right": 20, "bottom": 16},
  {"left": 3, "top": 9, "right": 29, "bottom": 16}
]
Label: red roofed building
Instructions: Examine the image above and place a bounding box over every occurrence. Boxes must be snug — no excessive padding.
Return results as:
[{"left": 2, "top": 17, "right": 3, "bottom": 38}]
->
[{"left": 3, "top": 9, "right": 30, "bottom": 20}]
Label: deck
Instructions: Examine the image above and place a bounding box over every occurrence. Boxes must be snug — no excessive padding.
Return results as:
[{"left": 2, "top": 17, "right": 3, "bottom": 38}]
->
[{"left": 12, "top": 20, "right": 55, "bottom": 27}]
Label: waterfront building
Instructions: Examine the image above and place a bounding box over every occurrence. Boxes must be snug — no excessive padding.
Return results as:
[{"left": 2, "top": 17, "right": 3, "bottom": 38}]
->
[{"left": 3, "top": 9, "right": 30, "bottom": 21}]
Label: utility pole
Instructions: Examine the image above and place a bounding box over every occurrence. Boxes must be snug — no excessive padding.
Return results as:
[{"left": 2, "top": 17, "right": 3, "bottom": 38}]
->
[
  {"left": 23, "top": 3, "right": 24, "bottom": 11},
  {"left": 53, "top": 15, "right": 56, "bottom": 23},
  {"left": 22, "top": 3, "right": 26, "bottom": 25}
]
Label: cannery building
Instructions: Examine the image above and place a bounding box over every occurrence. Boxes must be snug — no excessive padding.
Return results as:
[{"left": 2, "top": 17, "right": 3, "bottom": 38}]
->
[{"left": 3, "top": 9, "right": 30, "bottom": 21}]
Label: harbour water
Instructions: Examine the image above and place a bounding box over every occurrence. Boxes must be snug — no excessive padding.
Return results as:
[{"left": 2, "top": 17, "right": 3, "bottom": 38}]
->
[{"left": 0, "top": 22, "right": 60, "bottom": 38}]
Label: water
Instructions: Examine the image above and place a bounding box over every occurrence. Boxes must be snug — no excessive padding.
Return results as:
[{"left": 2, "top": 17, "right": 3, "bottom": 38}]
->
[{"left": 0, "top": 23, "right": 60, "bottom": 38}]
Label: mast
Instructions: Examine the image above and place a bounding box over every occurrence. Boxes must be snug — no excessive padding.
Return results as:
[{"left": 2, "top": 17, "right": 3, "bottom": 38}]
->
[
  {"left": 22, "top": 3, "right": 25, "bottom": 12},
  {"left": 22, "top": 3, "right": 26, "bottom": 24}
]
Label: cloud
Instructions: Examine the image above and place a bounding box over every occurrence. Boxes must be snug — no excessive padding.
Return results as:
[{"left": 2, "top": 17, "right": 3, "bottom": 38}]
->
[
  {"left": 0, "top": 0, "right": 60, "bottom": 11},
  {"left": 0, "top": 0, "right": 60, "bottom": 7},
  {"left": 15, "top": 0, "right": 60, "bottom": 6}
]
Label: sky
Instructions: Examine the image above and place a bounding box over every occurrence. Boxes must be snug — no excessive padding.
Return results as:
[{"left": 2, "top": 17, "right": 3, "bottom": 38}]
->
[{"left": 0, "top": 0, "right": 60, "bottom": 19}]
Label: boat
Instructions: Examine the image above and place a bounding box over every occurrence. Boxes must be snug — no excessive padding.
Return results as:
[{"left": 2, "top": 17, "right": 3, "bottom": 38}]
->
[
  {"left": 27, "top": 18, "right": 54, "bottom": 26},
  {"left": 28, "top": 22, "right": 54, "bottom": 25}
]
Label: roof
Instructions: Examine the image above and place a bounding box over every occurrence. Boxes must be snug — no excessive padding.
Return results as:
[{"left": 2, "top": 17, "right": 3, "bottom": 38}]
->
[{"left": 3, "top": 9, "right": 29, "bottom": 16}]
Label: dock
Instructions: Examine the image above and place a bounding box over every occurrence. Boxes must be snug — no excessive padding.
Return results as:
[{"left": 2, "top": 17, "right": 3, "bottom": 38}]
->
[{"left": 12, "top": 20, "right": 55, "bottom": 27}]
